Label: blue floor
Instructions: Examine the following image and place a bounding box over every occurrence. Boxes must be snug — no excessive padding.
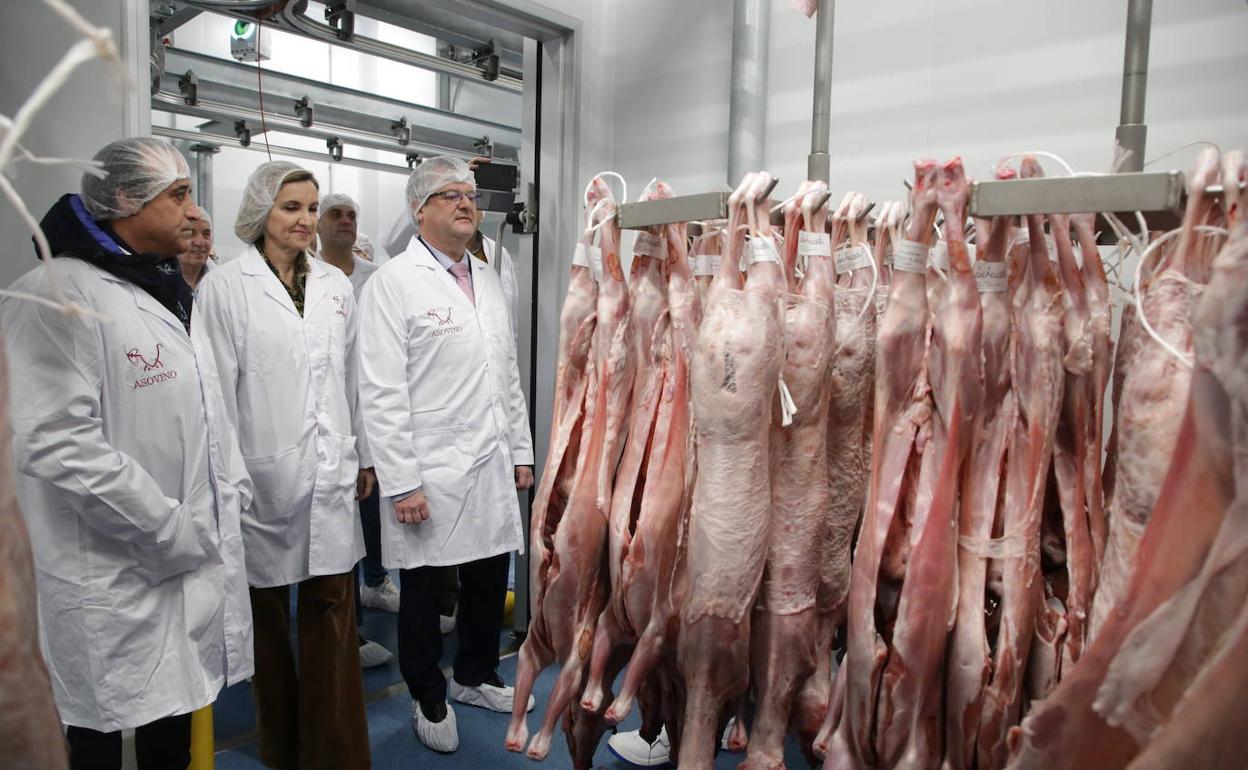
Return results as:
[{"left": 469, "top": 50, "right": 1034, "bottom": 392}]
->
[{"left": 215, "top": 651, "right": 809, "bottom": 769}]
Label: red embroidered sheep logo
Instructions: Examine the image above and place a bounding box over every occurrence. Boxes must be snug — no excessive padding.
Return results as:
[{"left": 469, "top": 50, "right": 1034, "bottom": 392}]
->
[
  {"left": 125, "top": 343, "right": 164, "bottom": 372},
  {"left": 426, "top": 307, "right": 454, "bottom": 326}
]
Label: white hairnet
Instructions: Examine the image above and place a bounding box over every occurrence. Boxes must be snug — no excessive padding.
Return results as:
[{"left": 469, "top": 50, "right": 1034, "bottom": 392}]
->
[
  {"left": 321, "top": 192, "right": 359, "bottom": 216},
  {"left": 234, "top": 160, "right": 317, "bottom": 243},
  {"left": 193, "top": 207, "right": 212, "bottom": 229},
  {"left": 405, "top": 155, "right": 474, "bottom": 223},
  {"left": 80, "top": 137, "right": 190, "bottom": 221},
  {"left": 353, "top": 232, "right": 375, "bottom": 260}
]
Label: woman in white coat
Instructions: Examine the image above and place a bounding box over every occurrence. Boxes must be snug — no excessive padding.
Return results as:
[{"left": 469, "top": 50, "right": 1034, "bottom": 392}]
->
[
  {"left": 358, "top": 155, "right": 534, "bottom": 753},
  {"left": 192, "top": 161, "right": 372, "bottom": 770},
  {"left": 0, "top": 137, "right": 253, "bottom": 770}
]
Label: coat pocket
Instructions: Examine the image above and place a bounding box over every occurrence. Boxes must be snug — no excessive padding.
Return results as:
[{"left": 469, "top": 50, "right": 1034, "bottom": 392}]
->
[{"left": 242, "top": 443, "right": 314, "bottom": 527}]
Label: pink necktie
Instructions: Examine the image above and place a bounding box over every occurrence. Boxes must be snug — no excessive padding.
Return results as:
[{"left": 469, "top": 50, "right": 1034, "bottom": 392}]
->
[{"left": 449, "top": 260, "right": 475, "bottom": 306}]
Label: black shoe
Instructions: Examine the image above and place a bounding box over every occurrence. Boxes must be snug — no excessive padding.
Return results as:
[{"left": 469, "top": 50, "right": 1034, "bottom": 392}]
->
[{"left": 419, "top": 699, "right": 448, "bottom": 723}]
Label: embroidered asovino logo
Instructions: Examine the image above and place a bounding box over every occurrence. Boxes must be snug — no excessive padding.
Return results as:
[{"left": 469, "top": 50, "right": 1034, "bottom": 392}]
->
[
  {"left": 426, "top": 306, "right": 454, "bottom": 326},
  {"left": 332, "top": 295, "right": 347, "bottom": 317},
  {"left": 126, "top": 343, "right": 164, "bottom": 371}
]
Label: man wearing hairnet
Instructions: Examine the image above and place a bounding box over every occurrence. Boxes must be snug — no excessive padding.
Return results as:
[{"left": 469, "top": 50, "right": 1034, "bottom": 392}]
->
[
  {"left": 357, "top": 155, "right": 535, "bottom": 753},
  {"left": 0, "top": 137, "right": 254, "bottom": 770},
  {"left": 177, "top": 205, "right": 215, "bottom": 294}
]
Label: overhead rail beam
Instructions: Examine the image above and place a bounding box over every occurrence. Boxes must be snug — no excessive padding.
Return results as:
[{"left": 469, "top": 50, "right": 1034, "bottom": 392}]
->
[
  {"left": 156, "top": 47, "right": 520, "bottom": 160},
  {"left": 969, "top": 172, "right": 1184, "bottom": 218},
  {"left": 154, "top": 124, "right": 415, "bottom": 176},
  {"left": 152, "top": 91, "right": 497, "bottom": 163},
  {"left": 353, "top": 0, "right": 525, "bottom": 74},
  {"left": 617, "top": 192, "right": 731, "bottom": 230},
  {"left": 173, "top": 0, "right": 522, "bottom": 91}
]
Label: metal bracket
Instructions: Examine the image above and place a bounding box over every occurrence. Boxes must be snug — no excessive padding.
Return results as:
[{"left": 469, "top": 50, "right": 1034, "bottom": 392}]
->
[
  {"left": 391, "top": 117, "right": 411, "bottom": 146},
  {"left": 188, "top": 142, "right": 220, "bottom": 156},
  {"left": 327, "top": 137, "right": 344, "bottom": 162},
  {"left": 473, "top": 39, "right": 501, "bottom": 82},
  {"left": 405, "top": 153, "right": 422, "bottom": 169},
  {"left": 234, "top": 120, "right": 251, "bottom": 147},
  {"left": 473, "top": 136, "right": 494, "bottom": 158},
  {"left": 178, "top": 69, "right": 198, "bottom": 105},
  {"left": 294, "top": 96, "right": 314, "bottom": 128},
  {"left": 324, "top": 1, "right": 356, "bottom": 41}
]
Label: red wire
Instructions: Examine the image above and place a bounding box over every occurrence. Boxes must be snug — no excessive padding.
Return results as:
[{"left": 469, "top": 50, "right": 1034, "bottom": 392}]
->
[{"left": 255, "top": 15, "right": 272, "bottom": 161}]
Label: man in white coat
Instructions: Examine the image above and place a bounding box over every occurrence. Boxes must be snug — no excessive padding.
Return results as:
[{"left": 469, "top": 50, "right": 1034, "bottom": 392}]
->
[
  {"left": 358, "top": 155, "right": 535, "bottom": 753},
  {"left": 0, "top": 137, "right": 253, "bottom": 770}
]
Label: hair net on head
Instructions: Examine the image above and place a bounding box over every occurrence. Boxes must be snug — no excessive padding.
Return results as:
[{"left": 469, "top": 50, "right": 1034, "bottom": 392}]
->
[
  {"left": 193, "top": 207, "right": 212, "bottom": 229},
  {"left": 80, "top": 137, "right": 191, "bottom": 221},
  {"left": 405, "top": 155, "right": 474, "bottom": 223},
  {"left": 321, "top": 192, "right": 359, "bottom": 216},
  {"left": 234, "top": 160, "right": 316, "bottom": 243}
]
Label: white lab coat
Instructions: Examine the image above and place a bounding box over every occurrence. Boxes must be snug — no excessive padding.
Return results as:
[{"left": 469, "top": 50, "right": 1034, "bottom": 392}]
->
[
  {"left": 192, "top": 246, "right": 367, "bottom": 587},
  {"left": 0, "top": 259, "right": 254, "bottom": 732},
  {"left": 381, "top": 211, "right": 519, "bottom": 335},
  {"left": 357, "top": 236, "right": 534, "bottom": 568}
]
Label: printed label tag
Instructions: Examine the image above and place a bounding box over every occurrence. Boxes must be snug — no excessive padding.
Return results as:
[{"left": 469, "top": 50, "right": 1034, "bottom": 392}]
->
[
  {"left": 633, "top": 231, "right": 667, "bottom": 259},
  {"left": 798, "top": 230, "right": 832, "bottom": 259},
  {"left": 974, "top": 261, "right": 1007, "bottom": 293},
  {"left": 965, "top": 243, "right": 977, "bottom": 263},
  {"left": 749, "top": 237, "right": 781, "bottom": 264},
  {"left": 1013, "top": 226, "right": 1029, "bottom": 248},
  {"left": 573, "top": 242, "right": 590, "bottom": 268},
  {"left": 575, "top": 243, "right": 603, "bottom": 281},
  {"left": 835, "top": 244, "right": 874, "bottom": 274},
  {"left": 893, "top": 239, "right": 927, "bottom": 274},
  {"left": 693, "top": 253, "right": 721, "bottom": 276}
]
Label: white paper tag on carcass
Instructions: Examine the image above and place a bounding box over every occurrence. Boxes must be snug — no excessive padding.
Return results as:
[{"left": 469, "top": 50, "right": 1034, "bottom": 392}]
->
[
  {"left": 893, "top": 239, "right": 927, "bottom": 274},
  {"left": 1046, "top": 234, "right": 1057, "bottom": 262},
  {"left": 574, "top": 242, "right": 603, "bottom": 281},
  {"left": 693, "top": 253, "right": 721, "bottom": 276},
  {"left": 1013, "top": 226, "right": 1029, "bottom": 248},
  {"left": 633, "top": 231, "right": 667, "bottom": 259},
  {"left": 835, "top": 244, "right": 873, "bottom": 274},
  {"left": 965, "top": 243, "right": 977, "bottom": 263},
  {"left": 974, "top": 261, "right": 1007, "bottom": 293},
  {"left": 749, "top": 236, "right": 781, "bottom": 264},
  {"left": 929, "top": 241, "right": 950, "bottom": 271},
  {"left": 798, "top": 230, "right": 832, "bottom": 259}
]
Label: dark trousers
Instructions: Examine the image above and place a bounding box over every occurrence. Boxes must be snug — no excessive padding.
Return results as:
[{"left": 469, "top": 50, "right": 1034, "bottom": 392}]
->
[
  {"left": 399, "top": 552, "right": 510, "bottom": 706},
  {"left": 358, "top": 486, "right": 386, "bottom": 587},
  {"left": 66, "top": 713, "right": 191, "bottom": 770},
  {"left": 250, "top": 572, "right": 370, "bottom": 770}
]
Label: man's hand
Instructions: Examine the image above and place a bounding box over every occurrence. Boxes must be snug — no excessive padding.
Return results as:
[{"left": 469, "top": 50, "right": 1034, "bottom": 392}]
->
[
  {"left": 356, "top": 468, "right": 376, "bottom": 501},
  {"left": 515, "top": 465, "right": 534, "bottom": 491},
  {"left": 468, "top": 155, "right": 492, "bottom": 172},
  {"left": 395, "top": 490, "right": 430, "bottom": 525}
]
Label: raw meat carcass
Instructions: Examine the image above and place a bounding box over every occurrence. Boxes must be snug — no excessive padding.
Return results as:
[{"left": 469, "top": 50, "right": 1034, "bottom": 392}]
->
[
  {"left": 944, "top": 168, "right": 1015, "bottom": 770},
  {"left": 1089, "top": 150, "right": 1220, "bottom": 638},
  {"left": 824, "top": 159, "right": 940, "bottom": 770},
  {"left": 507, "top": 177, "right": 634, "bottom": 762},
  {"left": 976, "top": 156, "right": 1065, "bottom": 770},
  {"left": 677, "top": 172, "right": 786, "bottom": 770},
  {"left": 743, "top": 180, "right": 838, "bottom": 770},
  {"left": 580, "top": 182, "right": 696, "bottom": 732},
  {"left": 0, "top": 339, "right": 69, "bottom": 769},
  {"left": 1004, "top": 207, "right": 1246, "bottom": 770},
  {"left": 874, "top": 158, "right": 982, "bottom": 770}
]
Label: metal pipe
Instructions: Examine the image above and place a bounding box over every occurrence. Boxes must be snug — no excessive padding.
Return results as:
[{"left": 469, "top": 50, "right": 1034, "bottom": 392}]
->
[
  {"left": 728, "top": 0, "right": 770, "bottom": 186},
  {"left": 1115, "top": 0, "right": 1152, "bottom": 172},
  {"left": 190, "top": 144, "right": 218, "bottom": 219},
  {"left": 807, "top": 0, "right": 834, "bottom": 183}
]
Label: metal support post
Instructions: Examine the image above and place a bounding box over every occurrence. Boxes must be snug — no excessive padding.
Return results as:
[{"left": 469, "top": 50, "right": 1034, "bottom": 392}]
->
[
  {"left": 1115, "top": 0, "right": 1153, "bottom": 171},
  {"left": 190, "top": 143, "right": 219, "bottom": 218},
  {"left": 807, "top": 0, "right": 834, "bottom": 183},
  {"left": 728, "top": 0, "right": 770, "bottom": 186}
]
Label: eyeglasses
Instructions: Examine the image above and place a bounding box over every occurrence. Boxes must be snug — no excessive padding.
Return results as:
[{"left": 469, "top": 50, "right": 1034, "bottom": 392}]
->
[{"left": 429, "top": 190, "right": 482, "bottom": 205}]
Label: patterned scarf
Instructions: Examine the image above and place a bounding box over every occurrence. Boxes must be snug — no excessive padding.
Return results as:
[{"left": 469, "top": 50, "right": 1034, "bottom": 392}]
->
[{"left": 260, "top": 245, "right": 311, "bottom": 316}]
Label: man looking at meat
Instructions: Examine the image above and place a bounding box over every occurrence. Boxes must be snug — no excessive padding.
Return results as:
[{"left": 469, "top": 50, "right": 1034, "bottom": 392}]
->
[{"left": 357, "top": 155, "right": 535, "bottom": 753}]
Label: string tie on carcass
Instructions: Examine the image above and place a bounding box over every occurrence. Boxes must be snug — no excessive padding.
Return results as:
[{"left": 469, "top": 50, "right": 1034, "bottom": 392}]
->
[{"left": 778, "top": 377, "right": 797, "bottom": 427}]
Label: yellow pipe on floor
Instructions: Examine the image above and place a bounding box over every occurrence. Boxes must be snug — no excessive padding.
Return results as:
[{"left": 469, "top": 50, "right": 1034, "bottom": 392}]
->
[{"left": 189, "top": 706, "right": 214, "bottom": 770}]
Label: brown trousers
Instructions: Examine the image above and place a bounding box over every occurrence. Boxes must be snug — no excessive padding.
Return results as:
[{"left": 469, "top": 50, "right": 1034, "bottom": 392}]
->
[{"left": 250, "top": 572, "right": 370, "bottom": 770}]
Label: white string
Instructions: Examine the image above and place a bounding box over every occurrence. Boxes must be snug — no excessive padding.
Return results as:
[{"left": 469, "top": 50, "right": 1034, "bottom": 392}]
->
[
  {"left": 994, "top": 151, "right": 1078, "bottom": 177},
  {"left": 1132, "top": 224, "right": 1228, "bottom": 368},
  {"left": 583, "top": 171, "right": 628, "bottom": 208},
  {"left": 829, "top": 254, "right": 880, "bottom": 359},
  {"left": 1144, "top": 140, "right": 1222, "bottom": 169}
]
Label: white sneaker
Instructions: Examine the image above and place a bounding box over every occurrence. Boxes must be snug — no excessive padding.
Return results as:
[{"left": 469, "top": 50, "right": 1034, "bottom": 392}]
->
[
  {"left": 360, "top": 575, "right": 401, "bottom": 613},
  {"left": 412, "top": 701, "right": 459, "bottom": 753},
  {"left": 439, "top": 614, "right": 456, "bottom": 634},
  {"left": 358, "top": 639, "right": 393, "bottom": 668},
  {"left": 448, "top": 678, "right": 535, "bottom": 713},
  {"left": 607, "top": 726, "right": 671, "bottom": 767}
]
